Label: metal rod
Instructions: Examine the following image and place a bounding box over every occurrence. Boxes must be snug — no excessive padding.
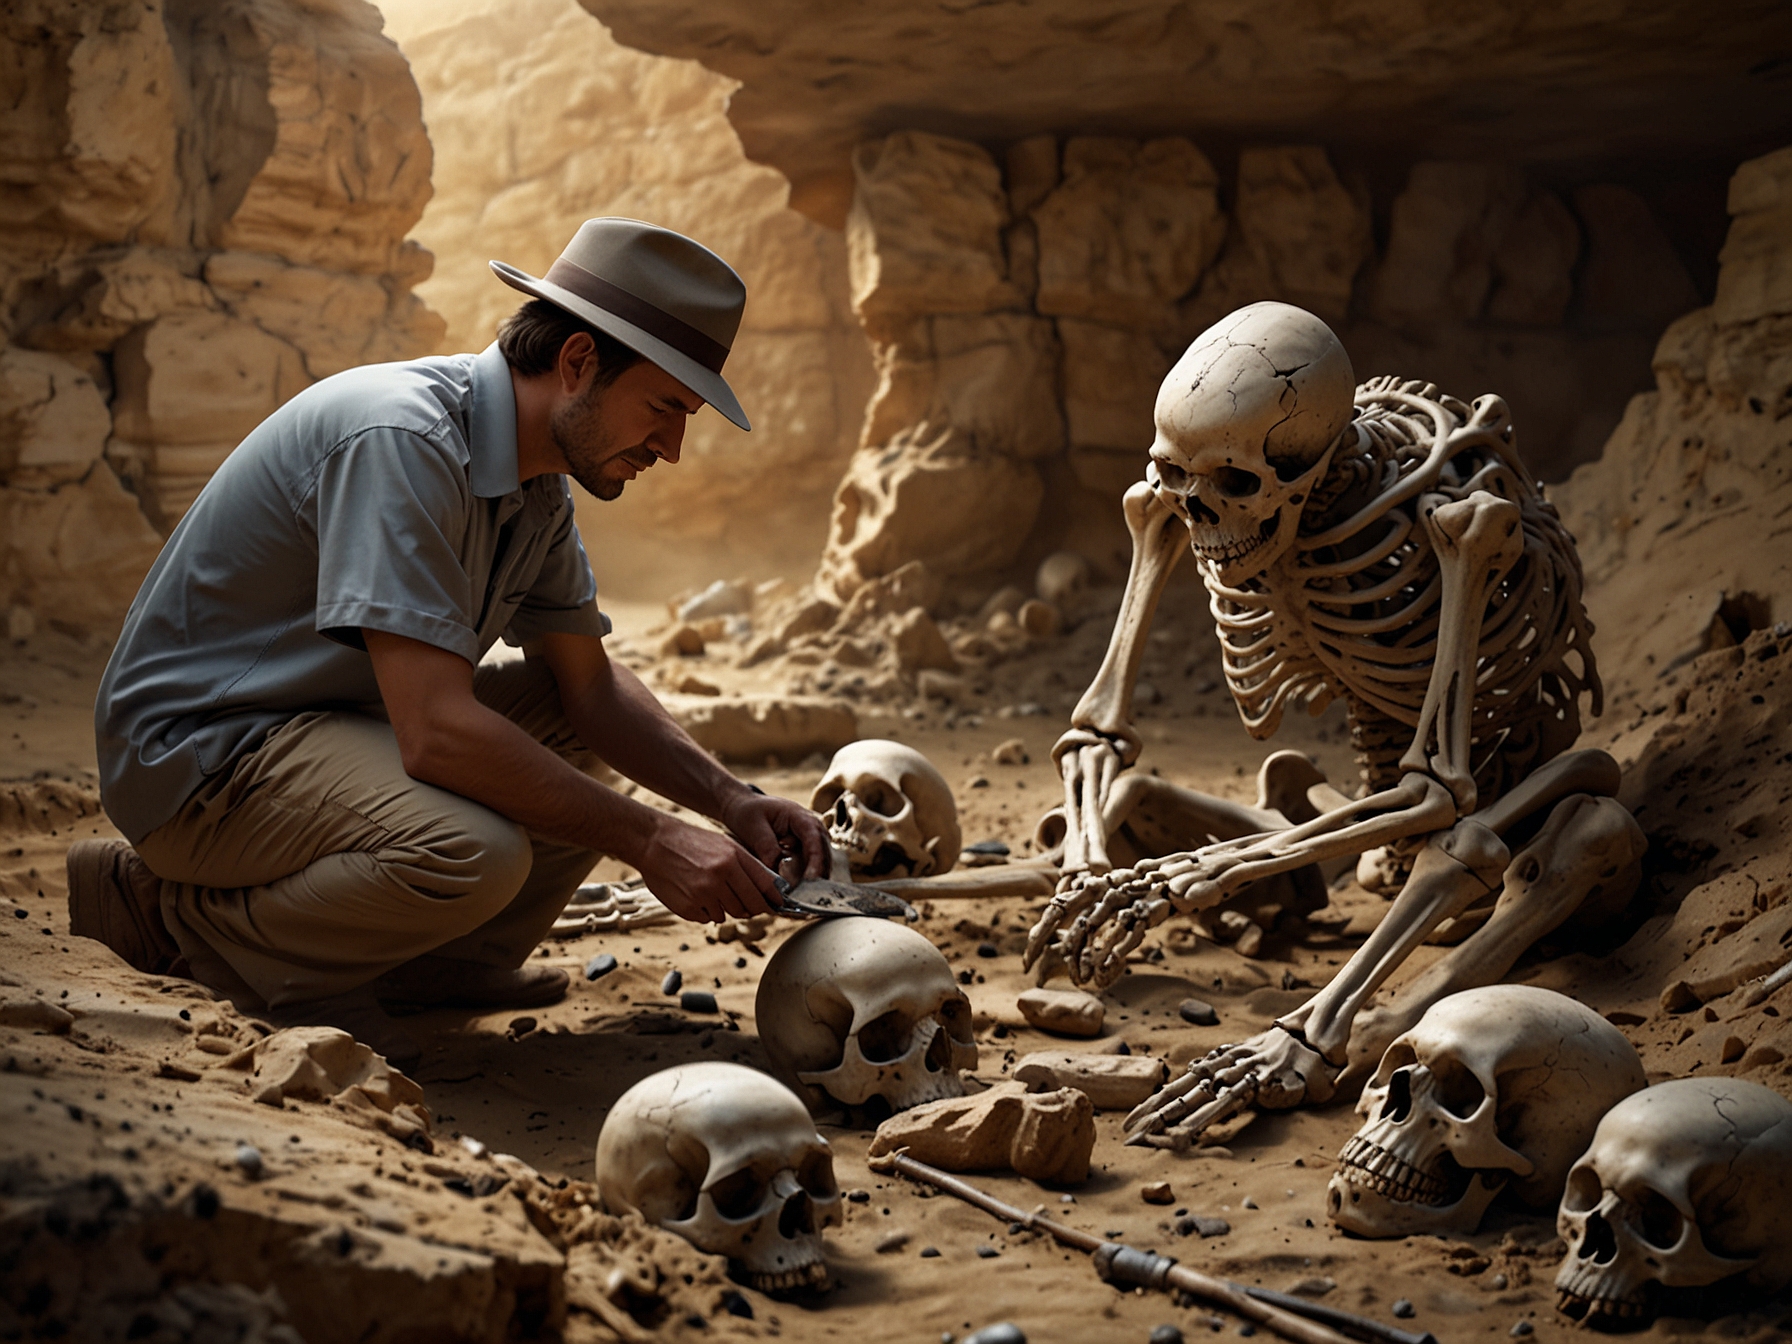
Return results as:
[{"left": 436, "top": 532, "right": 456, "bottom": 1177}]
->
[{"left": 870, "top": 1151, "right": 1360, "bottom": 1344}]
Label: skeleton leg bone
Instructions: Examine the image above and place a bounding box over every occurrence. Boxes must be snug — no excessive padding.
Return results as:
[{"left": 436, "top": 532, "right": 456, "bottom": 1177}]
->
[{"left": 1345, "top": 793, "right": 1644, "bottom": 1077}]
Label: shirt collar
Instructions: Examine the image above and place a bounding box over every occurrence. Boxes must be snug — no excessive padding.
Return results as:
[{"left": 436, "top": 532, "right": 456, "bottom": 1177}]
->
[{"left": 468, "top": 342, "right": 520, "bottom": 498}]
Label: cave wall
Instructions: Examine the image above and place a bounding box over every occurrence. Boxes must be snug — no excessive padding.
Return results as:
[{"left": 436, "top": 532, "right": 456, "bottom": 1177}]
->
[
  {"left": 0, "top": 0, "right": 439, "bottom": 633},
  {"left": 814, "top": 131, "right": 1700, "bottom": 606},
  {"left": 378, "top": 0, "right": 874, "bottom": 599}
]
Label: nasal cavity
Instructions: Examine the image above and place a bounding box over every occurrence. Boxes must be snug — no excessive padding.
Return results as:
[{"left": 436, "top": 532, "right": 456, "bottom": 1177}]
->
[
  {"left": 1582, "top": 1210, "right": 1619, "bottom": 1265},
  {"left": 834, "top": 797, "right": 848, "bottom": 827},
  {"left": 1379, "top": 1068, "right": 1414, "bottom": 1123},
  {"left": 1215, "top": 466, "right": 1261, "bottom": 498},
  {"left": 779, "top": 1191, "right": 815, "bottom": 1239}
]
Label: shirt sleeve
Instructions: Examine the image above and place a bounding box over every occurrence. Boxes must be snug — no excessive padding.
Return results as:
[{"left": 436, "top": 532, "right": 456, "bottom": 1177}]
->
[
  {"left": 504, "top": 485, "right": 610, "bottom": 645},
  {"left": 309, "top": 426, "right": 483, "bottom": 662}
]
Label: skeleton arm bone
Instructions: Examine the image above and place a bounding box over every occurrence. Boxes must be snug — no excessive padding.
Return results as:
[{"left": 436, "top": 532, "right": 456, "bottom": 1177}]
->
[{"left": 1056, "top": 478, "right": 1187, "bottom": 874}]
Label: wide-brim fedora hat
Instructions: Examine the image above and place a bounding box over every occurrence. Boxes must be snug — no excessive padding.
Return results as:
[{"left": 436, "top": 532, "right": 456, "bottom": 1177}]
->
[{"left": 491, "top": 218, "right": 751, "bottom": 430}]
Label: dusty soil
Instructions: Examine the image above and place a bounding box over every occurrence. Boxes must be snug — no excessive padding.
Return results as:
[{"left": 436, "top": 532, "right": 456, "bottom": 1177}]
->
[{"left": 3, "top": 586, "right": 1791, "bottom": 1343}]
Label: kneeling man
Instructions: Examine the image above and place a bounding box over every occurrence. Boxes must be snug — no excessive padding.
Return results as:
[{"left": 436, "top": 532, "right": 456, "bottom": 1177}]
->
[{"left": 74, "top": 219, "right": 825, "bottom": 1066}]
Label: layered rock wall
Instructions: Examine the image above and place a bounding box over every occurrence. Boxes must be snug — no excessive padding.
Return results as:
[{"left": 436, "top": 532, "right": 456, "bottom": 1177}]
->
[
  {"left": 379, "top": 0, "right": 873, "bottom": 597},
  {"left": 813, "top": 130, "right": 1690, "bottom": 609},
  {"left": 1554, "top": 145, "right": 1792, "bottom": 711},
  {"left": 1, "top": 0, "right": 439, "bottom": 632}
]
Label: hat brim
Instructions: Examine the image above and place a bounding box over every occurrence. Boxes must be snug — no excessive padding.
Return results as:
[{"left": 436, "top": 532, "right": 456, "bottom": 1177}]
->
[{"left": 489, "top": 260, "right": 751, "bottom": 431}]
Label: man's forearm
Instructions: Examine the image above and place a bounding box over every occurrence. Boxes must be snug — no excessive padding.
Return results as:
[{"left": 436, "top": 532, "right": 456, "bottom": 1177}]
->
[{"left": 551, "top": 649, "right": 756, "bottom": 826}]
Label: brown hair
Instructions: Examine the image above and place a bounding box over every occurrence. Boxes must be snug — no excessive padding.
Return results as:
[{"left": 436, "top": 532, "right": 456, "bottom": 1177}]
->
[{"left": 497, "top": 298, "right": 645, "bottom": 387}]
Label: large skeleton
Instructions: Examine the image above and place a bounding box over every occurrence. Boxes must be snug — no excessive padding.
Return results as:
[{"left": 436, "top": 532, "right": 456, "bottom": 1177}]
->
[{"left": 1023, "top": 302, "right": 1647, "bottom": 1148}]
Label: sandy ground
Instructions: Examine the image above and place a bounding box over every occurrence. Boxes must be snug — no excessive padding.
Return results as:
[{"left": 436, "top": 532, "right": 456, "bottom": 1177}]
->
[{"left": 4, "top": 588, "right": 1791, "bottom": 1343}]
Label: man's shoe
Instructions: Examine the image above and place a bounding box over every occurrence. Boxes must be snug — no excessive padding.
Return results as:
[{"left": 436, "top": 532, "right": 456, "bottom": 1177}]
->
[
  {"left": 374, "top": 956, "right": 570, "bottom": 1014},
  {"left": 267, "top": 987, "right": 422, "bottom": 1072},
  {"left": 66, "top": 839, "right": 184, "bottom": 975}
]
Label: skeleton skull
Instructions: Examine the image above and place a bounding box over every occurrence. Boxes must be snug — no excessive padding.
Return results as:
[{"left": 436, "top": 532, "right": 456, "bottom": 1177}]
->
[
  {"left": 756, "top": 917, "right": 978, "bottom": 1116},
  {"left": 1327, "top": 985, "right": 1645, "bottom": 1238},
  {"left": 811, "top": 739, "right": 960, "bottom": 880},
  {"left": 1555, "top": 1076, "right": 1792, "bottom": 1326},
  {"left": 1150, "top": 301, "right": 1358, "bottom": 584},
  {"left": 595, "top": 1062, "right": 843, "bottom": 1294}
]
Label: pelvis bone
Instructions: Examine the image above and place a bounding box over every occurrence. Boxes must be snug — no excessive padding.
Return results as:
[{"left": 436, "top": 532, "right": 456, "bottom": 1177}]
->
[
  {"left": 1328, "top": 985, "right": 1645, "bottom": 1238},
  {"left": 756, "top": 917, "right": 978, "bottom": 1117}
]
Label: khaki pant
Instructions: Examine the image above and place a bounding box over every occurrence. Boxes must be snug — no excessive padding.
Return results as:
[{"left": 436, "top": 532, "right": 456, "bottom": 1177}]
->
[{"left": 135, "top": 658, "right": 605, "bottom": 1011}]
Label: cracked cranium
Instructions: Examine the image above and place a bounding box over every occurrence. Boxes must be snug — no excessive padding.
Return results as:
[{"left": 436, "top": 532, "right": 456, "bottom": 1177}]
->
[
  {"left": 1327, "top": 985, "right": 1645, "bottom": 1238},
  {"left": 1148, "top": 300, "right": 1357, "bottom": 584},
  {"left": 1556, "top": 1076, "right": 1792, "bottom": 1327},
  {"left": 756, "top": 917, "right": 978, "bottom": 1117},
  {"left": 811, "top": 739, "right": 960, "bottom": 880},
  {"left": 595, "top": 1062, "right": 843, "bottom": 1294}
]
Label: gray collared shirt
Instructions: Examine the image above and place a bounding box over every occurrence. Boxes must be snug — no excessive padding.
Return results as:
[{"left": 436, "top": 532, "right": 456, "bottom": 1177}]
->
[{"left": 96, "top": 343, "right": 608, "bottom": 843}]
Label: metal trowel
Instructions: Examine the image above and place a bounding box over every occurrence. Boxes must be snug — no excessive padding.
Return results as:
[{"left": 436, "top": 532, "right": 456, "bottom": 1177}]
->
[{"left": 772, "top": 875, "right": 918, "bottom": 921}]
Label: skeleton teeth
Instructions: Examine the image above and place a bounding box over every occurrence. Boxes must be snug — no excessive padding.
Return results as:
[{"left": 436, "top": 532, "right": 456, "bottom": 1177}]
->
[{"left": 1334, "top": 1138, "right": 1452, "bottom": 1206}]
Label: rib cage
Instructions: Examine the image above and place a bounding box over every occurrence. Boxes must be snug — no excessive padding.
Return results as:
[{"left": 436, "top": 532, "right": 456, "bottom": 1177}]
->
[{"left": 1192, "top": 377, "right": 1600, "bottom": 812}]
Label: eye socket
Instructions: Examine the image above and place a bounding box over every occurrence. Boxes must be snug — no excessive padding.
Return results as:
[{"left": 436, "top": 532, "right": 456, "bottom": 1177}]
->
[
  {"left": 1214, "top": 466, "right": 1262, "bottom": 498},
  {"left": 1429, "top": 1057, "right": 1488, "bottom": 1119},
  {"left": 856, "top": 1009, "right": 914, "bottom": 1064},
  {"left": 855, "top": 783, "right": 902, "bottom": 817},
  {"left": 1563, "top": 1166, "right": 1603, "bottom": 1214},
  {"left": 1632, "top": 1187, "right": 1685, "bottom": 1250},
  {"left": 1152, "top": 457, "right": 1190, "bottom": 492},
  {"left": 707, "top": 1167, "right": 766, "bottom": 1221},
  {"left": 798, "top": 1149, "right": 838, "bottom": 1201}
]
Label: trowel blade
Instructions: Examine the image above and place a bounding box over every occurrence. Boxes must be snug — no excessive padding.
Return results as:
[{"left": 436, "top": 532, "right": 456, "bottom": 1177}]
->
[{"left": 774, "top": 877, "right": 918, "bottom": 921}]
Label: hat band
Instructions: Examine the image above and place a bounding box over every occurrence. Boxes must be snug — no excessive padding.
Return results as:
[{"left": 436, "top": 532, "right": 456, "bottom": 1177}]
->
[{"left": 544, "top": 258, "right": 730, "bottom": 374}]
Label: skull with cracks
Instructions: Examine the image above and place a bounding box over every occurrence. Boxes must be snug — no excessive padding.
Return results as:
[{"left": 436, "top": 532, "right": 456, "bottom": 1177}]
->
[
  {"left": 1328, "top": 985, "right": 1645, "bottom": 1238},
  {"left": 1555, "top": 1076, "right": 1792, "bottom": 1327},
  {"left": 595, "top": 1062, "right": 843, "bottom": 1296}
]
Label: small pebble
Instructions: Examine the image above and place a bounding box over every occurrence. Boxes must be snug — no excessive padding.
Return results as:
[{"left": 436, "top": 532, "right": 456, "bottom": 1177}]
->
[
  {"left": 1240, "top": 1196, "right": 1258, "bottom": 1209},
  {"left": 1510, "top": 1324, "right": 1533, "bottom": 1338},
  {"left": 975, "top": 1244, "right": 999, "bottom": 1258},
  {"left": 1175, "top": 1215, "right": 1231, "bottom": 1238},
  {"left": 508, "top": 1015, "right": 537, "bottom": 1037},
  {"left": 1288, "top": 1276, "right": 1335, "bottom": 1298},
  {"left": 234, "top": 1143, "right": 263, "bottom": 1179},
  {"left": 1150, "top": 1328, "right": 1185, "bottom": 1344},
  {"left": 661, "top": 969, "right": 683, "bottom": 995},
  {"left": 1391, "top": 1300, "right": 1415, "bottom": 1319},
  {"left": 679, "top": 990, "right": 719, "bottom": 1014},
  {"left": 1490, "top": 1273, "right": 1508, "bottom": 1289},
  {"left": 1177, "top": 998, "right": 1219, "bottom": 1026},
  {"left": 847, "top": 1188, "right": 870, "bottom": 1203},
  {"left": 1237, "top": 1327, "right": 1255, "bottom": 1338},
  {"left": 719, "top": 1290, "right": 752, "bottom": 1319},
  {"left": 963, "top": 1325, "right": 1025, "bottom": 1344},
  {"left": 1140, "top": 1181, "right": 1174, "bottom": 1205},
  {"left": 966, "top": 839, "right": 1010, "bottom": 856},
  {"left": 976, "top": 941, "right": 999, "bottom": 958},
  {"left": 583, "top": 953, "right": 617, "bottom": 981},
  {"left": 876, "top": 1230, "right": 911, "bottom": 1253},
  {"left": 919, "top": 1246, "right": 941, "bottom": 1258},
  {"left": 1059, "top": 1194, "right": 1076, "bottom": 1203}
]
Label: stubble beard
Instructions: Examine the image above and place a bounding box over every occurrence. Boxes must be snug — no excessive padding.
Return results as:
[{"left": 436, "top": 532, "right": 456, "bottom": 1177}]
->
[{"left": 551, "top": 380, "right": 630, "bottom": 502}]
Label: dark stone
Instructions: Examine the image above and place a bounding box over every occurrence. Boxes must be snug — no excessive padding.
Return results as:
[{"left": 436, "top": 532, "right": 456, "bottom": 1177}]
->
[
  {"left": 976, "top": 942, "right": 999, "bottom": 958},
  {"left": 1174, "top": 1215, "right": 1230, "bottom": 1238},
  {"left": 1177, "top": 998, "right": 1219, "bottom": 1026},
  {"left": 1150, "top": 1328, "right": 1185, "bottom": 1344},
  {"left": 584, "top": 953, "right": 618, "bottom": 981},
  {"left": 975, "top": 1244, "right": 999, "bottom": 1258},
  {"left": 189, "top": 1184, "right": 219, "bottom": 1219},
  {"left": 963, "top": 1326, "right": 1025, "bottom": 1344},
  {"left": 661, "top": 969, "right": 683, "bottom": 995},
  {"left": 680, "top": 991, "right": 719, "bottom": 1014},
  {"left": 919, "top": 1246, "right": 941, "bottom": 1258},
  {"left": 966, "top": 840, "right": 1010, "bottom": 855},
  {"left": 720, "top": 1290, "right": 753, "bottom": 1319},
  {"left": 1391, "top": 1300, "right": 1415, "bottom": 1319}
]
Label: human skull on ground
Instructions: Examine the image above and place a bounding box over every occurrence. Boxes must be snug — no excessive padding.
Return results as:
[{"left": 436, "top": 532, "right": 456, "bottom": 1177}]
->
[
  {"left": 595, "top": 1062, "right": 843, "bottom": 1294},
  {"left": 1328, "top": 985, "right": 1645, "bottom": 1237},
  {"left": 1147, "top": 301, "right": 1357, "bottom": 587},
  {"left": 811, "top": 739, "right": 960, "bottom": 880},
  {"left": 757, "top": 917, "right": 977, "bottom": 1117},
  {"left": 1555, "top": 1076, "right": 1792, "bottom": 1327}
]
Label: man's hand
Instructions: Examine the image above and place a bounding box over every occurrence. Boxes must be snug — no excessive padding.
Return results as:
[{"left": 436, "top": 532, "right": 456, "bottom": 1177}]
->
[
  {"left": 633, "top": 812, "right": 785, "bottom": 924},
  {"left": 718, "top": 789, "right": 830, "bottom": 884}
]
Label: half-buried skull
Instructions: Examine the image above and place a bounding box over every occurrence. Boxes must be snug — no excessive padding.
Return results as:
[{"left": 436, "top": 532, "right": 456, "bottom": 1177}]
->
[
  {"left": 811, "top": 739, "right": 960, "bottom": 880},
  {"left": 757, "top": 917, "right": 978, "bottom": 1118},
  {"left": 1328, "top": 985, "right": 1645, "bottom": 1237},
  {"left": 595, "top": 1062, "right": 843, "bottom": 1294}
]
